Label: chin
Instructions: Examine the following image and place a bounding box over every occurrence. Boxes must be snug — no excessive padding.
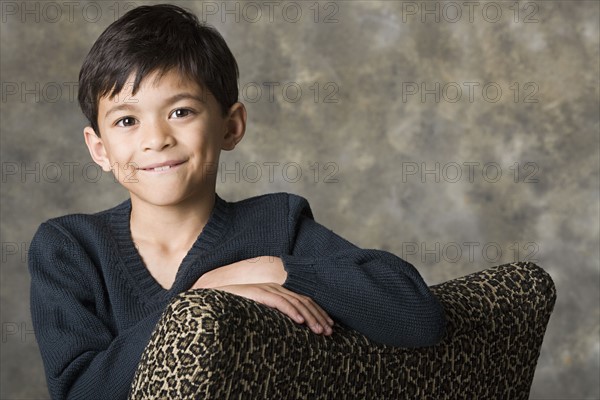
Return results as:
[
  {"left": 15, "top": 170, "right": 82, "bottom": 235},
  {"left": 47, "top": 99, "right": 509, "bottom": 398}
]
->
[{"left": 134, "top": 189, "right": 208, "bottom": 208}]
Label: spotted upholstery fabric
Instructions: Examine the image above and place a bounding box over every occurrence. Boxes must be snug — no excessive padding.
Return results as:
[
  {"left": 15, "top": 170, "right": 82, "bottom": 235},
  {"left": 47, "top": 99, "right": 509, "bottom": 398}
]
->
[{"left": 129, "top": 262, "right": 556, "bottom": 399}]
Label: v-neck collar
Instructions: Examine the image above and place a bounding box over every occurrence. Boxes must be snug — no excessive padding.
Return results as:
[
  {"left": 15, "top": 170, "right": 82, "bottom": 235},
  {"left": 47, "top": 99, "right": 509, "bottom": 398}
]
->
[{"left": 108, "top": 193, "right": 232, "bottom": 305}]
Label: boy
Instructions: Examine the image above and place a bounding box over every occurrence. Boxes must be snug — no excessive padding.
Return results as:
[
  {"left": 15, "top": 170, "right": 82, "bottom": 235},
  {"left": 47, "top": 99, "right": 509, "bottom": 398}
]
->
[{"left": 29, "top": 4, "right": 446, "bottom": 399}]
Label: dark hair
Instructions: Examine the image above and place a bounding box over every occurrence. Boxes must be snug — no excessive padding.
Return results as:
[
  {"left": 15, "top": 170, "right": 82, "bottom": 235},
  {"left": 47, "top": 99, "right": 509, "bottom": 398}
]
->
[{"left": 78, "top": 4, "right": 239, "bottom": 136}]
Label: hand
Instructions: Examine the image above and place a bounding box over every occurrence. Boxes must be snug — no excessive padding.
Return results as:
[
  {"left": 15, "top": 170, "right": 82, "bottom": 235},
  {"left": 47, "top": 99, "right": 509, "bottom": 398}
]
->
[{"left": 210, "top": 283, "right": 334, "bottom": 336}]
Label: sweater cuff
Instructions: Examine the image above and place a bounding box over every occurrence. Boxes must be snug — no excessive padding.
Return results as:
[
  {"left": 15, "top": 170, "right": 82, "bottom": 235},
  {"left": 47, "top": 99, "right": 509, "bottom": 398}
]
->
[{"left": 280, "top": 255, "right": 318, "bottom": 298}]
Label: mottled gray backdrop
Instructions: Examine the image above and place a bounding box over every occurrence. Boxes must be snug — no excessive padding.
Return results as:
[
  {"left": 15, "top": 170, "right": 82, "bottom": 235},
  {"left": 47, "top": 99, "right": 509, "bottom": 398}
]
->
[{"left": 1, "top": 1, "right": 598, "bottom": 398}]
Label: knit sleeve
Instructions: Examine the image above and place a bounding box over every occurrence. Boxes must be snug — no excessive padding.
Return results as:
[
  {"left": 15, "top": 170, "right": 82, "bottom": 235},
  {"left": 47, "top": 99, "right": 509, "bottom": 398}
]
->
[
  {"left": 280, "top": 194, "right": 446, "bottom": 348},
  {"left": 28, "top": 222, "right": 162, "bottom": 400}
]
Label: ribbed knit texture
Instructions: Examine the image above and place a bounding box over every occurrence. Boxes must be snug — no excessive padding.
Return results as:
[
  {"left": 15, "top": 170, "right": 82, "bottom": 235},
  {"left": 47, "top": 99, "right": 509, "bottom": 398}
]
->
[{"left": 29, "top": 192, "right": 446, "bottom": 400}]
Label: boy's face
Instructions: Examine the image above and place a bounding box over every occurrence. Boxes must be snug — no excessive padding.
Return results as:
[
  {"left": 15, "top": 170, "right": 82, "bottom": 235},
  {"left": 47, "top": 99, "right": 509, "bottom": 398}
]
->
[{"left": 84, "top": 69, "right": 246, "bottom": 207}]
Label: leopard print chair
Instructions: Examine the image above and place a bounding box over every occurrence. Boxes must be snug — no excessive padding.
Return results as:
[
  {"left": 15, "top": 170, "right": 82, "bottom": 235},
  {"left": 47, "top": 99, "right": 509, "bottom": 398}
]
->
[{"left": 129, "top": 261, "right": 556, "bottom": 399}]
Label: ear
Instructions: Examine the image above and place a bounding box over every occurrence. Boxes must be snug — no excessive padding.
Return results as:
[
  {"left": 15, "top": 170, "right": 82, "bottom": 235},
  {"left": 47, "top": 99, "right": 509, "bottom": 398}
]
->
[
  {"left": 222, "top": 102, "right": 247, "bottom": 151},
  {"left": 83, "top": 126, "right": 111, "bottom": 172}
]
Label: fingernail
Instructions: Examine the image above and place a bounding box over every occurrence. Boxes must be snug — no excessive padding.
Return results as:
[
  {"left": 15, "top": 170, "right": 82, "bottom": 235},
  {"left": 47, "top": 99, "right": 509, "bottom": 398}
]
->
[
  {"left": 296, "top": 315, "right": 304, "bottom": 323},
  {"left": 314, "top": 323, "right": 322, "bottom": 333}
]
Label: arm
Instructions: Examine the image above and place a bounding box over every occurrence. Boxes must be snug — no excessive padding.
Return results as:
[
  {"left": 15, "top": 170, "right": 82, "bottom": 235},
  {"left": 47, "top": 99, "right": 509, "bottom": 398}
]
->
[
  {"left": 192, "top": 258, "right": 334, "bottom": 336},
  {"left": 280, "top": 194, "right": 446, "bottom": 347},
  {"left": 29, "top": 223, "right": 162, "bottom": 400}
]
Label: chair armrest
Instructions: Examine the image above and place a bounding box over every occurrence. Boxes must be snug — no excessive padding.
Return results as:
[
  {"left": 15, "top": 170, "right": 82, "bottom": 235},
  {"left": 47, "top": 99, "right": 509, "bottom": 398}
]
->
[
  {"left": 129, "top": 261, "right": 556, "bottom": 399},
  {"left": 430, "top": 261, "right": 557, "bottom": 337}
]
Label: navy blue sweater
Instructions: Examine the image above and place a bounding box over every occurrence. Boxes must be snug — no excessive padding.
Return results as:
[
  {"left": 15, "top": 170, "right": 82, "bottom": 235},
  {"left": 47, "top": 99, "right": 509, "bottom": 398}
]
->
[{"left": 29, "top": 192, "right": 446, "bottom": 399}]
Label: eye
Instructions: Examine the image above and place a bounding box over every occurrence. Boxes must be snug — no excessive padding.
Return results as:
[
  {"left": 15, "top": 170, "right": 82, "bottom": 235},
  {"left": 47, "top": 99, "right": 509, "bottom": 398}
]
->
[
  {"left": 115, "top": 117, "right": 136, "bottom": 127},
  {"left": 170, "top": 108, "right": 194, "bottom": 119}
]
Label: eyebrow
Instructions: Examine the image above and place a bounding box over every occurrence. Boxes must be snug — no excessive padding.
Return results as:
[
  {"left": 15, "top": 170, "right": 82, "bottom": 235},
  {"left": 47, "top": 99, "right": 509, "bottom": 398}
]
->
[{"left": 104, "top": 92, "right": 206, "bottom": 120}]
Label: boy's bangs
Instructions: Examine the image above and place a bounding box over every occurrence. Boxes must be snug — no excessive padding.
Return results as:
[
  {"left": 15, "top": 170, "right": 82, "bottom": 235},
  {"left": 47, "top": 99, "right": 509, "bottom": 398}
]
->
[{"left": 101, "top": 63, "right": 204, "bottom": 102}]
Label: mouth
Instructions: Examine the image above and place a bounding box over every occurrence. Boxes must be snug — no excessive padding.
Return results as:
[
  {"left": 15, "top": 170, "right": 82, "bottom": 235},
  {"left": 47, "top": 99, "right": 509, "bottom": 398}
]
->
[{"left": 138, "top": 160, "right": 187, "bottom": 173}]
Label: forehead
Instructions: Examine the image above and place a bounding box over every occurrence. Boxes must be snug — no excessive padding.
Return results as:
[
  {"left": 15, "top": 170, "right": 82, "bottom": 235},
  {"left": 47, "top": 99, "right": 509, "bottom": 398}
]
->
[
  {"left": 108, "top": 69, "right": 204, "bottom": 100},
  {"left": 98, "top": 69, "right": 213, "bottom": 116}
]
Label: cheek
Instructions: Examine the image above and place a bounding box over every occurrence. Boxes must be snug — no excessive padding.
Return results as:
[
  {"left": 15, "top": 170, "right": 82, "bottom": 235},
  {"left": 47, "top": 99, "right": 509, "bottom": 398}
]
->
[
  {"left": 195, "top": 137, "right": 222, "bottom": 161},
  {"left": 103, "top": 140, "right": 136, "bottom": 168},
  {"left": 191, "top": 125, "right": 224, "bottom": 154},
  {"left": 106, "top": 148, "right": 123, "bottom": 164},
  {"left": 114, "top": 163, "right": 139, "bottom": 184}
]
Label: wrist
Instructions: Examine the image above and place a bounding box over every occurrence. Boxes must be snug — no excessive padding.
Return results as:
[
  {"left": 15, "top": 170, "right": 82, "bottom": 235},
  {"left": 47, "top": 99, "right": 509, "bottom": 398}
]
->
[
  {"left": 268, "top": 256, "right": 287, "bottom": 285},
  {"left": 192, "top": 256, "right": 287, "bottom": 289},
  {"left": 238, "top": 256, "right": 287, "bottom": 285}
]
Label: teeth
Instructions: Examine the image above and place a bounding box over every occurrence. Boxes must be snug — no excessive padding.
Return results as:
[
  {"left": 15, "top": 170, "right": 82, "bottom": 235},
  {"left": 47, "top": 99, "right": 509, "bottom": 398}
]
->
[{"left": 153, "top": 165, "right": 171, "bottom": 172}]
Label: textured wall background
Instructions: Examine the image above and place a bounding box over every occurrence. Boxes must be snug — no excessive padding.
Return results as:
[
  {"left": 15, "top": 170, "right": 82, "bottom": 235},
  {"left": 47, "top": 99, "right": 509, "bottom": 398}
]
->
[{"left": 1, "top": 1, "right": 598, "bottom": 398}]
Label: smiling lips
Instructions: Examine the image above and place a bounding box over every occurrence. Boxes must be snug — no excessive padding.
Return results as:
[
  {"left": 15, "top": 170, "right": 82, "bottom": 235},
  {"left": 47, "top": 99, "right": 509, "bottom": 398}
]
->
[{"left": 138, "top": 160, "right": 187, "bottom": 173}]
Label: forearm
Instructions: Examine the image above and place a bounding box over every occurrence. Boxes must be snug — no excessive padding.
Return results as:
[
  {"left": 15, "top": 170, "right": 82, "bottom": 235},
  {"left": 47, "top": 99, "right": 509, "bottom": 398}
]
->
[
  {"left": 284, "top": 195, "right": 446, "bottom": 347},
  {"left": 190, "top": 258, "right": 334, "bottom": 337},
  {"left": 56, "top": 312, "right": 162, "bottom": 400},
  {"left": 192, "top": 257, "right": 287, "bottom": 289},
  {"left": 29, "top": 223, "right": 164, "bottom": 400},
  {"left": 281, "top": 250, "right": 446, "bottom": 347}
]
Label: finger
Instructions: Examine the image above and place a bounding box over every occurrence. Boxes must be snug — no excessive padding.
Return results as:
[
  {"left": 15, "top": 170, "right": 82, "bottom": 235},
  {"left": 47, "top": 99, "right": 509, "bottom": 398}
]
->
[
  {"left": 253, "top": 288, "right": 310, "bottom": 325},
  {"left": 274, "top": 285, "right": 334, "bottom": 326},
  {"left": 303, "top": 298, "right": 334, "bottom": 327},
  {"left": 225, "top": 284, "right": 334, "bottom": 336},
  {"left": 279, "top": 289, "right": 334, "bottom": 334},
  {"left": 293, "top": 296, "right": 332, "bottom": 334},
  {"left": 216, "top": 284, "right": 312, "bottom": 327},
  {"left": 266, "top": 287, "right": 333, "bottom": 335}
]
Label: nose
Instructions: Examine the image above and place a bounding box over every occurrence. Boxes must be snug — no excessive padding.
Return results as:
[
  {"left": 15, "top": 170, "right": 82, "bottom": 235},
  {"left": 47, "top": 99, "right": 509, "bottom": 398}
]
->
[{"left": 141, "top": 119, "right": 175, "bottom": 151}]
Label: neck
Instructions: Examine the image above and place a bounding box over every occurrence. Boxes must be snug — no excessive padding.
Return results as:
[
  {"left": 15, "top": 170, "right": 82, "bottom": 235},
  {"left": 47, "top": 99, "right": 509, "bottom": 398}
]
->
[{"left": 129, "top": 190, "right": 216, "bottom": 251}]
